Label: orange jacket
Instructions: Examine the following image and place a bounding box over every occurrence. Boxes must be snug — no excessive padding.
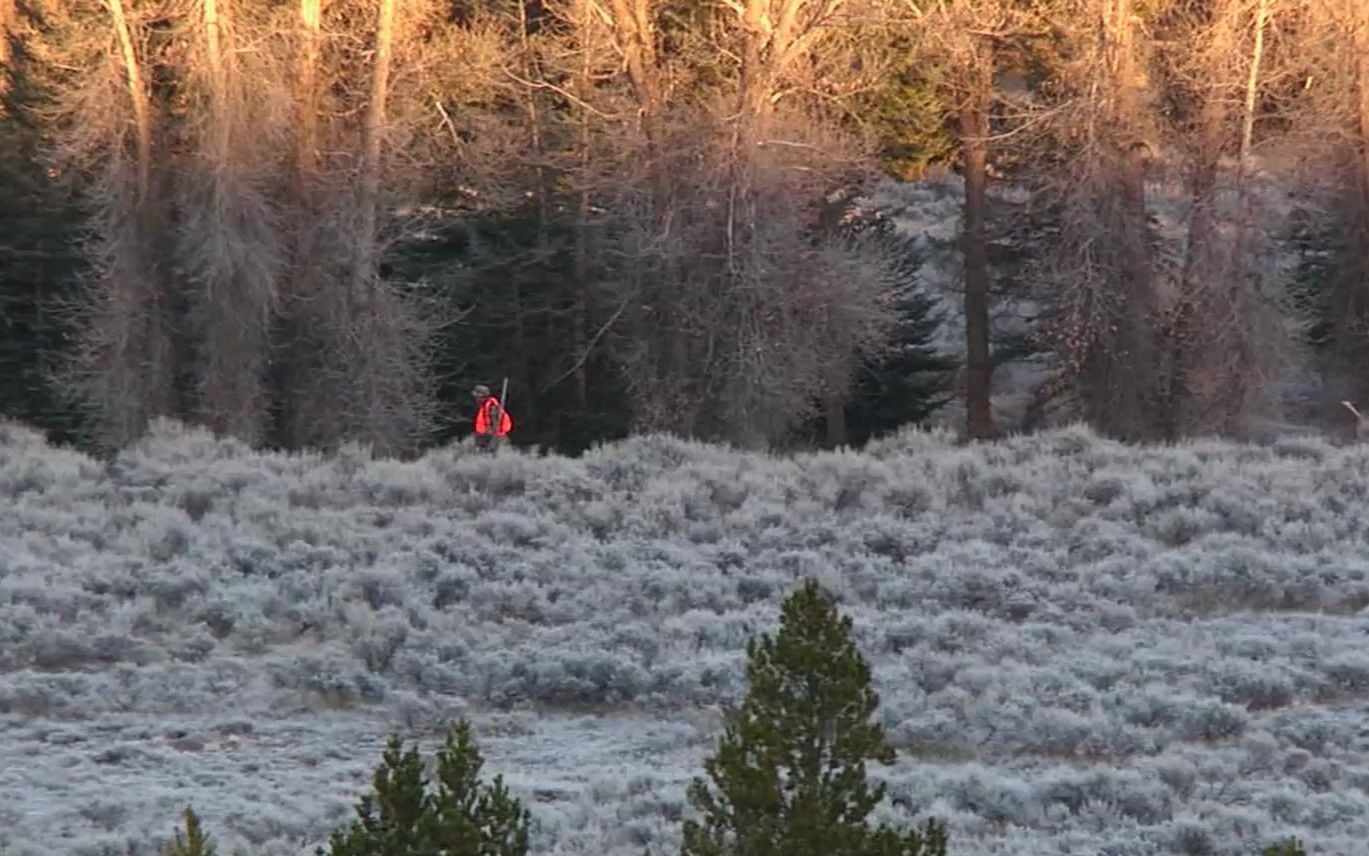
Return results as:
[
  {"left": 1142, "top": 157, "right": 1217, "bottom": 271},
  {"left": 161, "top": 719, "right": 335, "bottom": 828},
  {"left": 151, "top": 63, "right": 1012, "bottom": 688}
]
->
[{"left": 474, "top": 397, "right": 513, "bottom": 436}]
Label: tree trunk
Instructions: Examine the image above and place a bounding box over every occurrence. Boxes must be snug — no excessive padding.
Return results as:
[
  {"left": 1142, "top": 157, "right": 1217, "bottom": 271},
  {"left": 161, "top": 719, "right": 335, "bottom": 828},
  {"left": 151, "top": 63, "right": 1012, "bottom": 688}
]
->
[
  {"left": 571, "top": 0, "right": 595, "bottom": 412},
  {"left": 107, "top": 0, "right": 152, "bottom": 203},
  {"left": 1101, "top": 0, "right": 1160, "bottom": 440},
  {"left": 1167, "top": 2, "right": 1231, "bottom": 437},
  {"left": 341, "top": 0, "right": 396, "bottom": 447},
  {"left": 1239, "top": 0, "right": 1270, "bottom": 169},
  {"left": 1344, "top": 0, "right": 1369, "bottom": 397},
  {"left": 355, "top": 0, "right": 394, "bottom": 301},
  {"left": 823, "top": 392, "right": 849, "bottom": 448},
  {"left": 0, "top": 0, "right": 14, "bottom": 105},
  {"left": 1223, "top": 0, "right": 1272, "bottom": 433},
  {"left": 266, "top": 0, "right": 322, "bottom": 449},
  {"left": 605, "top": 0, "right": 674, "bottom": 431},
  {"left": 296, "top": 0, "right": 321, "bottom": 181},
  {"left": 607, "top": 0, "right": 665, "bottom": 201},
  {"left": 98, "top": 0, "right": 178, "bottom": 444},
  {"left": 960, "top": 35, "right": 995, "bottom": 441},
  {"left": 514, "top": 0, "right": 542, "bottom": 430},
  {"left": 203, "top": 0, "right": 224, "bottom": 108},
  {"left": 192, "top": 0, "right": 277, "bottom": 444}
]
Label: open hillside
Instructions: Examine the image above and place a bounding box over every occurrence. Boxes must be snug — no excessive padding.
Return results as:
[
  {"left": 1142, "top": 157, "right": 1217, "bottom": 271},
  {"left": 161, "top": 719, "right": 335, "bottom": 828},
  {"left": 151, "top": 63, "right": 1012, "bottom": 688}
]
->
[{"left": 3, "top": 419, "right": 1369, "bottom": 855}]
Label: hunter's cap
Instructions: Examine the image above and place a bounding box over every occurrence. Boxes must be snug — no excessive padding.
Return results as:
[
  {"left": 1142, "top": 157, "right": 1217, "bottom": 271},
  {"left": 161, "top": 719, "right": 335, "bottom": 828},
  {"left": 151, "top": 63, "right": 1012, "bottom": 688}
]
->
[{"left": 472, "top": 384, "right": 491, "bottom": 397}]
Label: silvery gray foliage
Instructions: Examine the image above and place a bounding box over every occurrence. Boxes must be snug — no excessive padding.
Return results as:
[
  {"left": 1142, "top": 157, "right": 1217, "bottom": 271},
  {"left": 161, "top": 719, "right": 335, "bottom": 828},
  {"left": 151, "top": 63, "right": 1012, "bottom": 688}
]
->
[{"left": 2, "top": 417, "right": 1369, "bottom": 853}]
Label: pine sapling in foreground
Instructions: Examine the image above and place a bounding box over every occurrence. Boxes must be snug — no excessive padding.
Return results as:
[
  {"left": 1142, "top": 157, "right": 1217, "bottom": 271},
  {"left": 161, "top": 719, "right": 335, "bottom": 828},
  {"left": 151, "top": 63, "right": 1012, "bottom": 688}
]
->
[
  {"left": 320, "top": 719, "right": 530, "bottom": 856},
  {"left": 680, "top": 577, "right": 949, "bottom": 856},
  {"left": 161, "top": 806, "right": 216, "bottom": 856}
]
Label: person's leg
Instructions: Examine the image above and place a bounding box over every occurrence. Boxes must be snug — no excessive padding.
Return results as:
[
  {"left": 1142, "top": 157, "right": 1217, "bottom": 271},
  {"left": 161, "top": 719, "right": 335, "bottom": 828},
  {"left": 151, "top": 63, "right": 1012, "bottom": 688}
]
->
[{"left": 474, "top": 433, "right": 491, "bottom": 452}]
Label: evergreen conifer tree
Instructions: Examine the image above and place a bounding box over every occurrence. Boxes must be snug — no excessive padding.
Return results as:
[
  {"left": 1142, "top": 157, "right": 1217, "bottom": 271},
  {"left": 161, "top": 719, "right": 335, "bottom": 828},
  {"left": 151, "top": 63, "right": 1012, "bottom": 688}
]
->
[
  {"left": 1261, "top": 839, "right": 1307, "bottom": 856},
  {"left": 0, "top": 7, "right": 86, "bottom": 444},
  {"left": 321, "top": 719, "right": 530, "bottom": 856},
  {"left": 162, "top": 807, "right": 217, "bottom": 856},
  {"left": 680, "top": 578, "right": 948, "bottom": 856}
]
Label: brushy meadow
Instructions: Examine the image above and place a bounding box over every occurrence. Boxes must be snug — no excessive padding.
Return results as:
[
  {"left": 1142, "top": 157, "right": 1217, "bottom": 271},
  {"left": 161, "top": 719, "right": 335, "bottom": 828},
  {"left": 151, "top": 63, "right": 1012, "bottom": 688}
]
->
[{"left": 2, "top": 418, "right": 1368, "bottom": 855}]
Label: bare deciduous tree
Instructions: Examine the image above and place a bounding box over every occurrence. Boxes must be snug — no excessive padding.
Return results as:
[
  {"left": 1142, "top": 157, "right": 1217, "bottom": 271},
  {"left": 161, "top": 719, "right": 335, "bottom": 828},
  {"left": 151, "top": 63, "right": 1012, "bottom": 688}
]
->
[
  {"left": 35, "top": 0, "right": 452, "bottom": 454},
  {"left": 265, "top": 0, "right": 324, "bottom": 450},
  {"left": 1333, "top": 0, "right": 1369, "bottom": 401},
  {"left": 585, "top": 0, "right": 899, "bottom": 447},
  {"left": 309, "top": 0, "right": 442, "bottom": 455},
  {"left": 1237, "top": 0, "right": 1363, "bottom": 424},
  {"left": 53, "top": 0, "right": 182, "bottom": 450},
  {"left": 176, "top": 0, "right": 286, "bottom": 445},
  {"left": 1170, "top": 0, "right": 1296, "bottom": 437},
  {"left": 1025, "top": 0, "right": 1166, "bottom": 441}
]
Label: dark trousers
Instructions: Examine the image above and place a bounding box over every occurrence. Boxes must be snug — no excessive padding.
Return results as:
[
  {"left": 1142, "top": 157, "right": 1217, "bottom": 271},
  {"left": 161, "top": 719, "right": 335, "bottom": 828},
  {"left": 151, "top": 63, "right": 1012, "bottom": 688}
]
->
[{"left": 474, "top": 433, "right": 498, "bottom": 453}]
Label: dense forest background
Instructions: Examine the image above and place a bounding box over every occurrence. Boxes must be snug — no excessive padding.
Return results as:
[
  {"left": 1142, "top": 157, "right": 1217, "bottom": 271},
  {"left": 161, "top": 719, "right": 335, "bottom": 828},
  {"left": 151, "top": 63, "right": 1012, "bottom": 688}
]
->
[{"left": 1, "top": 0, "right": 1367, "bottom": 457}]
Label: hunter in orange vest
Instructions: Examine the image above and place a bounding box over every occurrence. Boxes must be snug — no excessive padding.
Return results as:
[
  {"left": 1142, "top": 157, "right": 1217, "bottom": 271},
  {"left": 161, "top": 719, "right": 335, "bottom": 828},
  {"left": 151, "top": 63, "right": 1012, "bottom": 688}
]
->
[{"left": 471, "top": 384, "right": 513, "bottom": 452}]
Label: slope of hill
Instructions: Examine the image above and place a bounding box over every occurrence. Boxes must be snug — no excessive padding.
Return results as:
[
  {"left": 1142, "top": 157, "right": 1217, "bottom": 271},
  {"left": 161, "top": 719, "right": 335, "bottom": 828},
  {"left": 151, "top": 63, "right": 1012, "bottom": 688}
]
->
[{"left": 2, "top": 419, "right": 1369, "bottom": 855}]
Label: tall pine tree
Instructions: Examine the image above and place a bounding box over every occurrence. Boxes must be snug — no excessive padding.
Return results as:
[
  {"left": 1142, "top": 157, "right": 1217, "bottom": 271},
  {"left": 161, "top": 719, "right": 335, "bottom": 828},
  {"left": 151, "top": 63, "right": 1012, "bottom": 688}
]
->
[
  {"left": 806, "top": 197, "right": 956, "bottom": 449},
  {"left": 0, "top": 5, "right": 86, "bottom": 444}
]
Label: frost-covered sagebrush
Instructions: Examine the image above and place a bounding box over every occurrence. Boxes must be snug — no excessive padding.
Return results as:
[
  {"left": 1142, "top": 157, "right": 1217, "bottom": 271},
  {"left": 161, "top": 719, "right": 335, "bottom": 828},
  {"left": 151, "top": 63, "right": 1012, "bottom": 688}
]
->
[{"left": 2, "top": 418, "right": 1369, "bottom": 854}]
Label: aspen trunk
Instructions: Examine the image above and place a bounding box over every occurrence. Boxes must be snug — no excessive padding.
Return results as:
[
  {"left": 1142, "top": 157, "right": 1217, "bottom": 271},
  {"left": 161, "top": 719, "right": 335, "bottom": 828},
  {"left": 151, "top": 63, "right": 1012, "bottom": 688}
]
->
[
  {"left": 514, "top": 0, "right": 540, "bottom": 429},
  {"left": 608, "top": 0, "right": 681, "bottom": 431},
  {"left": 333, "top": 0, "right": 434, "bottom": 454},
  {"left": 349, "top": 0, "right": 396, "bottom": 444},
  {"left": 203, "top": 0, "right": 224, "bottom": 101},
  {"left": 106, "top": 0, "right": 152, "bottom": 202},
  {"left": 571, "top": 0, "right": 595, "bottom": 412},
  {"left": 1239, "top": 0, "right": 1270, "bottom": 168},
  {"left": 202, "top": 0, "right": 233, "bottom": 168},
  {"left": 1223, "top": 0, "right": 1272, "bottom": 433},
  {"left": 607, "top": 0, "right": 663, "bottom": 152},
  {"left": 193, "top": 0, "right": 273, "bottom": 443},
  {"left": 0, "top": 0, "right": 14, "bottom": 104},
  {"left": 296, "top": 0, "right": 321, "bottom": 181},
  {"left": 67, "top": 0, "right": 180, "bottom": 447},
  {"left": 1167, "top": 2, "right": 1232, "bottom": 437},
  {"left": 354, "top": 0, "right": 394, "bottom": 301},
  {"left": 1102, "top": 0, "right": 1160, "bottom": 440},
  {"left": 266, "top": 0, "right": 322, "bottom": 449}
]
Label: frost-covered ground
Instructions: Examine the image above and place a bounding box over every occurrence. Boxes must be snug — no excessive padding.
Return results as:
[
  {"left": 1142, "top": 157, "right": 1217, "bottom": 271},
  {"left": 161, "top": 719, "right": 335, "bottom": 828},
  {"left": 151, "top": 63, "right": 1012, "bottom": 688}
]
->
[{"left": 3, "top": 419, "right": 1369, "bottom": 855}]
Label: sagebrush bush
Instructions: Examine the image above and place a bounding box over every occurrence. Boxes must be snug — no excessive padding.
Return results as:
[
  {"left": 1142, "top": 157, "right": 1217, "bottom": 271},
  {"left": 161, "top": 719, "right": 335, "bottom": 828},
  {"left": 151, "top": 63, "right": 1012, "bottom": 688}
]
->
[{"left": 6, "top": 420, "right": 1369, "bottom": 854}]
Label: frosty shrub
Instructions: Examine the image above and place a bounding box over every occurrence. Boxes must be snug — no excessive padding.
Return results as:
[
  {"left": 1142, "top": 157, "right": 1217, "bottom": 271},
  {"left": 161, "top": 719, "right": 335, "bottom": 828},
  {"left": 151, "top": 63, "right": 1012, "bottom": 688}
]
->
[
  {"left": 679, "top": 578, "right": 949, "bottom": 856},
  {"left": 320, "top": 719, "right": 530, "bottom": 856},
  {"left": 6, "top": 419, "right": 1369, "bottom": 853}
]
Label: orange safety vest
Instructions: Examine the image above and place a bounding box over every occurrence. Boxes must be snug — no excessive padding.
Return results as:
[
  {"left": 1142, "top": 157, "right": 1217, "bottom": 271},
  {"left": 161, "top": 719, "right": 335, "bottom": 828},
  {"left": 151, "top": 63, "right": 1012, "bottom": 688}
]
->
[{"left": 474, "top": 396, "right": 513, "bottom": 437}]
